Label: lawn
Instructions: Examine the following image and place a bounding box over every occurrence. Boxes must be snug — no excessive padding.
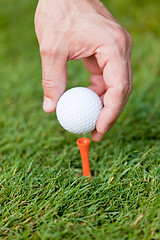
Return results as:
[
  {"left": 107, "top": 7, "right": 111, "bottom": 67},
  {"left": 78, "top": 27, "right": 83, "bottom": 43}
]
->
[{"left": 0, "top": 0, "right": 160, "bottom": 239}]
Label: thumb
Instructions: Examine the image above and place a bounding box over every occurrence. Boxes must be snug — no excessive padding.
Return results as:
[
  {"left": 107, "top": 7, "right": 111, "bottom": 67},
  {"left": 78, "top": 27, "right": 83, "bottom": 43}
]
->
[{"left": 40, "top": 48, "right": 67, "bottom": 113}]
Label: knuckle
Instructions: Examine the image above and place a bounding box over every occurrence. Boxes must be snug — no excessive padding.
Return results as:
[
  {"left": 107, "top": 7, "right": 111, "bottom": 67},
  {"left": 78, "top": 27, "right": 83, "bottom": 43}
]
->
[
  {"left": 117, "top": 82, "right": 133, "bottom": 96},
  {"left": 42, "top": 78, "right": 55, "bottom": 89},
  {"left": 40, "top": 43, "right": 64, "bottom": 60},
  {"left": 114, "top": 29, "right": 127, "bottom": 48},
  {"left": 117, "top": 83, "right": 130, "bottom": 95},
  {"left": 40, "top": 44, "right": 53, "bottom": 56},
  {"left": 113, "top": 29, "right": 133, "bottom": 56},
  {"left": 40, "top": 39, "right": 64, "bottom": 57}
]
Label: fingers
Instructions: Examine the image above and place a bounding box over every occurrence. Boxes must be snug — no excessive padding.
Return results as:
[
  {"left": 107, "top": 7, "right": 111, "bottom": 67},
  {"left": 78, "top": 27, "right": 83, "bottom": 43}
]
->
[
  {"left": 83, "top": 55, "right": 102, "bottom": 75},
  {"left": 88, "top": 74, "right": 106, "bottom": 96},
  {"left": 92, "top": 53, "right": 132, "bottom": 141},
  {"left": 83, "top": 51, "right": 132, "bottom": 142},
  {"left": 97, "top": 64, "right": 130, "bottom": 134},
  {"left": 83, "top": 55, "right": 106, "bottom": 99},
  {"left": 40, "top": 47, "right": 67, "bottom": 113}
]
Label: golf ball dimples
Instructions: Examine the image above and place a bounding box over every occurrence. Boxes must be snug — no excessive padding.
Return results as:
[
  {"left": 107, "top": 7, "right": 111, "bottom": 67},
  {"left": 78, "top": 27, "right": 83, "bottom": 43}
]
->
[{"left": 56, "top": 87, "right": 103, "bottom": 134}]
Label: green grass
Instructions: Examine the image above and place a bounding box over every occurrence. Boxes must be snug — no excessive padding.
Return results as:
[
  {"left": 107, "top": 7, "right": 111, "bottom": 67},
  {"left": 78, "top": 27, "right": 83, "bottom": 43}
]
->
[{"left": 0, "top": 0, "right": 160, "bottom": 239}]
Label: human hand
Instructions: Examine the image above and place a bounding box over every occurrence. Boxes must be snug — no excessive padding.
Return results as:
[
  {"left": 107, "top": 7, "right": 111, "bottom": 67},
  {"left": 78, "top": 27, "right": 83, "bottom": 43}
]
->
[{"left": 34, "top": 0, "right": 132, "bottom": 142}]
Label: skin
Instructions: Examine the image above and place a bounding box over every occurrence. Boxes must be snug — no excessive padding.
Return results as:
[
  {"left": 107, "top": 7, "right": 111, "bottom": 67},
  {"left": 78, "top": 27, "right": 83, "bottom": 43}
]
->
[{"left": 34, "top": 0, "right": 132, "bottom": 142}]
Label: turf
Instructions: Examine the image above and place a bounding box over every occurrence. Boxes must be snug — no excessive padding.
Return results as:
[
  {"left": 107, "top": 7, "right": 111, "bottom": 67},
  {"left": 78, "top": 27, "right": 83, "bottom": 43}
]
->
[{"left": 0, "top": 0, "right": 160, "bottom": 239}]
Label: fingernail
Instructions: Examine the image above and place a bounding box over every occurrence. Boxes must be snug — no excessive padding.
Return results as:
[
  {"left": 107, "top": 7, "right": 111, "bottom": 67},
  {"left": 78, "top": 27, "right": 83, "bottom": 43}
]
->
[{"left": 43, "top": 97, "right": 55, "bottom": 113}]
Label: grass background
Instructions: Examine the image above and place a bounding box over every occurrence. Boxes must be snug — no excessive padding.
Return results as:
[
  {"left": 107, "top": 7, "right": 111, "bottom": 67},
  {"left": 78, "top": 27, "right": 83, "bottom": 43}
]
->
[{"left": 0, "top": 0, "right": 160, "bottom": 239}]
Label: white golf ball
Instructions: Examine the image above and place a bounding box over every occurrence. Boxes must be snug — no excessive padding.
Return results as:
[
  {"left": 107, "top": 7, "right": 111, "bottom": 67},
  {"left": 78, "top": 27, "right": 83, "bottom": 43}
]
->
[{"left": 56, "top": 87, "right": 103, "bottom": 134}]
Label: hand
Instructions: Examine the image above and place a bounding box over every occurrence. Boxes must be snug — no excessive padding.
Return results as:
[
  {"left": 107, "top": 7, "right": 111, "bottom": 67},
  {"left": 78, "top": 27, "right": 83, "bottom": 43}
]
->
[{"left": 34, "top": 0, "right": 132, "bottom": 142}]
